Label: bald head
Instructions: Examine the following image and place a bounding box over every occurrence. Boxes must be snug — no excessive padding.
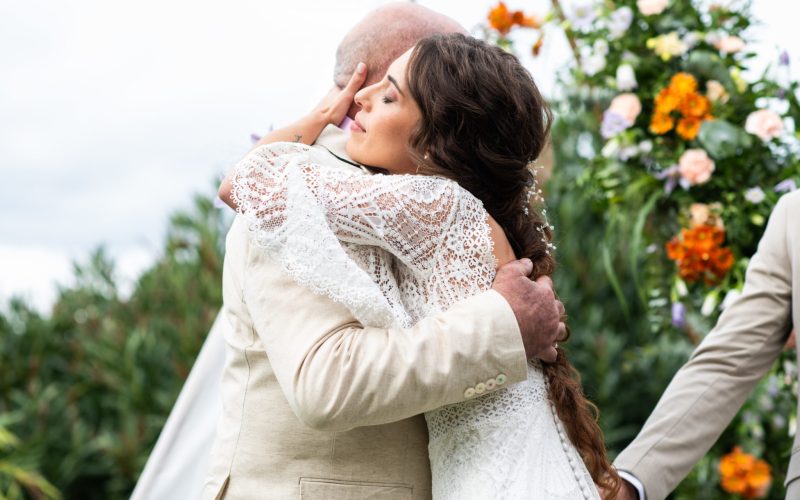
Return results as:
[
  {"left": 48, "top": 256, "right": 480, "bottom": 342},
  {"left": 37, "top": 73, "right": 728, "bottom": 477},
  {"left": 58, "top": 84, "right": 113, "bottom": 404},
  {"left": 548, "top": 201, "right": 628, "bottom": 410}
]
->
[{"left": 334, "top": 3, "right": 466, "bottom": 89}]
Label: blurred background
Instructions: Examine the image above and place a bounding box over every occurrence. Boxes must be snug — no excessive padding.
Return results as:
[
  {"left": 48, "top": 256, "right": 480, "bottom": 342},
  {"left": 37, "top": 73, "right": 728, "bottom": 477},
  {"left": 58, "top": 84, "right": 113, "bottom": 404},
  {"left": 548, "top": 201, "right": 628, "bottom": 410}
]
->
[{"left": 2, "top": 0, "right": 799, "bottom": 498}]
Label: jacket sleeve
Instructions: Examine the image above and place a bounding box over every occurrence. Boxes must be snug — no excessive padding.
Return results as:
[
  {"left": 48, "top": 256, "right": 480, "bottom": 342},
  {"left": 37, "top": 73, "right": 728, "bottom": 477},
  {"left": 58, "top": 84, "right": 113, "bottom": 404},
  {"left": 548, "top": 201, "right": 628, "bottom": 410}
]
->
[
  {"left": 613, "top": 193, "right": 796, "bottom": 500},
  {"left": 239, "top": 221, "right": 528, "bottom": 431}
]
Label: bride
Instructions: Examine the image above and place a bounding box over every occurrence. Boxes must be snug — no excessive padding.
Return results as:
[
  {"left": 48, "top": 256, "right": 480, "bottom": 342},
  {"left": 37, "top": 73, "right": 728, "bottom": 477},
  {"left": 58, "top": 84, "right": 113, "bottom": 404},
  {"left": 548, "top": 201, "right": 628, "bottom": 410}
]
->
[{"left": 221, "top": 33, "right": 619, "bottom": 499}]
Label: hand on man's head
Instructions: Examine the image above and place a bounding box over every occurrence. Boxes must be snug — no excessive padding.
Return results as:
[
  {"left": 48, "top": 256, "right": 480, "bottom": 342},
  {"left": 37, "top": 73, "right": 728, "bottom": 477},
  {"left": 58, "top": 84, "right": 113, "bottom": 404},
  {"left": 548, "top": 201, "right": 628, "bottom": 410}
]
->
[{"left": 491, "top": 258, "right": 565, "bottom": 363}]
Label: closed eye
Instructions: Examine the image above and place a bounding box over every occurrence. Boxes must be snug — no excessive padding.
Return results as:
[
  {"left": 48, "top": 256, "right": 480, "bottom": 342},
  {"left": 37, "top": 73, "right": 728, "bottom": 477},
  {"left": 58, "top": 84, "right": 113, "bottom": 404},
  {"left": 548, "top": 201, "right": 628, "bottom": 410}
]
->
[{"left": 382, "top": 96, "right": 394, "bottom": 104}]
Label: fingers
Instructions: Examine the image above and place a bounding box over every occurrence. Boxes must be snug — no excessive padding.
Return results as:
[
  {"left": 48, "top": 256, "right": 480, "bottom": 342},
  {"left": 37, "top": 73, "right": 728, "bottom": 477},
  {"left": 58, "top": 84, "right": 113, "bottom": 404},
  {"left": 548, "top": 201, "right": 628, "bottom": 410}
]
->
[
  {"left": 498, "top": 258, "right": 533, "bottom": 278},
  {"left": 556, "top": 322, "right": 567, "bottom": 342},
  {"left": 343, "top": 62, "right": 367, "bottom": 97},
  {"left": 534, "top": 274, "right": 553, "bottom": 290},
  {"left": 538, "top": 345, "right": 558, "bottom": 363}
]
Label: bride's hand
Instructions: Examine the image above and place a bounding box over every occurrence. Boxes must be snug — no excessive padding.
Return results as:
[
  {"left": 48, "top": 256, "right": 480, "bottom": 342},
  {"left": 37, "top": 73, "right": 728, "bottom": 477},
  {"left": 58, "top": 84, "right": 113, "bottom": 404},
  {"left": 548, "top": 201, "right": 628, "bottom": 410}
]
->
[{"left": 312, "top": 62, "right": 367, "bottom": 126}]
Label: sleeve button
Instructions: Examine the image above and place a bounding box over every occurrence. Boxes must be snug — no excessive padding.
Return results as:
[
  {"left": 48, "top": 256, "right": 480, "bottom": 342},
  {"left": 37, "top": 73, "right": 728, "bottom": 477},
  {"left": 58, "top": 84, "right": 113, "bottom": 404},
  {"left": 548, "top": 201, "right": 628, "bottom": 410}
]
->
[
  {"left": 496, "top": 374, "right": 507, "bottom": 385},
  {"left": 464, "top": 387, "right": 476, "bottom": 398},
  {"left": 474, "top": 382, "right": 486, "bottom": 394},
  {"left": 485, "top": 378, "right": 497, "bottom": 390}
]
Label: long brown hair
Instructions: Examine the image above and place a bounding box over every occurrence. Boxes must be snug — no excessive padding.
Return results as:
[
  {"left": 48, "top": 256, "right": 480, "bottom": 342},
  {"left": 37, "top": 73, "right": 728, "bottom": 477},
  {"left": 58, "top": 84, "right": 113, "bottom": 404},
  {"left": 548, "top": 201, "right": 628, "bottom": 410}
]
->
[{"left": 406, "top": 33, "right": 619, "bottom": 494}]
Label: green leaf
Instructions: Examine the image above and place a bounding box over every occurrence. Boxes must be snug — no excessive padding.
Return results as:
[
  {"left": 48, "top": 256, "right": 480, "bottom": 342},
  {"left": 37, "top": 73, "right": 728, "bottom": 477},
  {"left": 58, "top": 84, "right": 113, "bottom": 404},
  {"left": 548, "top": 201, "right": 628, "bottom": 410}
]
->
[
  {"left": 685, "top": 50, "right": 735, "bottom": 89},
  {"left": 697, "top": 119, "right": 753, "bottom": 159}
]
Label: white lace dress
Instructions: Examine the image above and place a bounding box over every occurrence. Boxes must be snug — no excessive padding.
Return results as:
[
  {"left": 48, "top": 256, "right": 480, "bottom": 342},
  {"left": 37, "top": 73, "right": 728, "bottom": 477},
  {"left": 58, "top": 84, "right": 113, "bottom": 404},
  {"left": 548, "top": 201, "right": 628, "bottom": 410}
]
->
[{"left": 230, "top": 142, "right": 600, "bottom": 500}]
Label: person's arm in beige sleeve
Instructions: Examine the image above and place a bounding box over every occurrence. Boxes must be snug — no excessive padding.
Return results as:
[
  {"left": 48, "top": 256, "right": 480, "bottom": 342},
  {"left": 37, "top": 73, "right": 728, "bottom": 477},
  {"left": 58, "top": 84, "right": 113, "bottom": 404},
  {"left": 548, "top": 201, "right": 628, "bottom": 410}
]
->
[
  {"left": 242, "top": 243, "right": 561, "bottom": 431},
  {"left": 613, "top": 194, "right": 795, "bottom": 500}
]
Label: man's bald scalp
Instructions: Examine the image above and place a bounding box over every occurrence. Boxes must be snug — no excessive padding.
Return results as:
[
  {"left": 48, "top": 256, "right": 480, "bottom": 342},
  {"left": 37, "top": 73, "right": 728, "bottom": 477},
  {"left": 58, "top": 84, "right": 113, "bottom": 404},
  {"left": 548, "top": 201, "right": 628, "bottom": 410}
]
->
[{"left": 334, "top": 3, "right": 466, "bottom": 88}]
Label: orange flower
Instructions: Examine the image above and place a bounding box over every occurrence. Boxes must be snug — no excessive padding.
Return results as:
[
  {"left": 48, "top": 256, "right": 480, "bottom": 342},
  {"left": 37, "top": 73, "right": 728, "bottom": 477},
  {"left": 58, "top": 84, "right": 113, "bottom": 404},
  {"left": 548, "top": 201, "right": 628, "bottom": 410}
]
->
[
  {"left": 487, "top": 2, "right": 538, "bottom": 35},
  {"left": 669, "top": 72, "right": 698, "bottom": 97},
  {"left": 650, "top": 112, "right": 675, "bottom": 134},
  {"left": 488, "top": 2, "right": 514, "bottom": 35},
  {"left": 512, "top": 11, "right": 540, "bottom": 28},
  {"left": 666, "top": 224, "right": 735, "bottom": 284},
  {"left": 676, "top": 117, "right": 702, "bottom": 139},
  {"left": 654, "top": 88, "right": 679, "bottom": 114},
  {"left": 531, "top": 35, "right": 544, "bottom": 56},
  {"left": 651, "top": 72, "right": 714, "bottom": 139},
  {"left": 719, "top": 447, "right": 772, "bottom": 499},
  {"left": 679, "top": 93, "right": 711, "bottom": 119}
]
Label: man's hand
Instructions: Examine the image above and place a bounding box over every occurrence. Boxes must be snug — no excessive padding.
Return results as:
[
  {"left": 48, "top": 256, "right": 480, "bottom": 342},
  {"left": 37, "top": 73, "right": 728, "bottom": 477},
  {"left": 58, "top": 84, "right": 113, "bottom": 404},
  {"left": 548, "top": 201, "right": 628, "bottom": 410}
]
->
[{"left": 491, "top": 258, "right": 565, "bottom": 363}]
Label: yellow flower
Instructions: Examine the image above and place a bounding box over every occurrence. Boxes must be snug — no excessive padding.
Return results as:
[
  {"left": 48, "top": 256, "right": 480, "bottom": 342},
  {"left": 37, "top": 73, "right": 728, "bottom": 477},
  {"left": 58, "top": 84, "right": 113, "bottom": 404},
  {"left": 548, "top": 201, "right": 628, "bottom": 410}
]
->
[
  {"left": 730, "top": 67, "right": 748, "bottom": 93},
  {"left": 648, "top": 32, "right": 688, "bottom": 61}
]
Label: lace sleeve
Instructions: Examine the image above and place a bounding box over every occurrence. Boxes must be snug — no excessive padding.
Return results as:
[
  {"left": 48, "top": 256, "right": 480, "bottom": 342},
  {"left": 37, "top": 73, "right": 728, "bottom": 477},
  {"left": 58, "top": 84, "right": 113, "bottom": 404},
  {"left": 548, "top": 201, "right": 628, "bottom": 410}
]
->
[{"left": 230, "top": 142, "right": 476, "bottom": 274}]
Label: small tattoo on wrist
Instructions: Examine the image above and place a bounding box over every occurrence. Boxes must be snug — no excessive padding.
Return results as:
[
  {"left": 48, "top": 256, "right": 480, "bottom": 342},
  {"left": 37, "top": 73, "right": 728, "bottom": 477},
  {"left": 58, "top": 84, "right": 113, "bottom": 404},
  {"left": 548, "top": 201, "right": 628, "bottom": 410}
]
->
[{"left": 294, "top": 134, "right": 303, "bottom": 142}]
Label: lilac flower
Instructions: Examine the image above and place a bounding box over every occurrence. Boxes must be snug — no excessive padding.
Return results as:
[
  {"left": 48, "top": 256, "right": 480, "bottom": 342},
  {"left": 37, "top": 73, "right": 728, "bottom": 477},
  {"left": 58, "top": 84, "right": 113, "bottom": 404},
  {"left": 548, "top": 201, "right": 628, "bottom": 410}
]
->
[
  {"left": 600, "top": 110, "right": 630, "bottom": 138},
  {"left": 671, "top": 302, "right": 686, "bottom": 328},
  {"left": 780, "top": 50, "right": 791, "bottom": 66},
  {"left": 775, "top": 179, "right": 798, "bottom": 193},
  {"left": 250, "top": 133, "right": 262, "bottom": 144},
  {"left": 654, "top": 164, "right": 689, "bottom": 194}
]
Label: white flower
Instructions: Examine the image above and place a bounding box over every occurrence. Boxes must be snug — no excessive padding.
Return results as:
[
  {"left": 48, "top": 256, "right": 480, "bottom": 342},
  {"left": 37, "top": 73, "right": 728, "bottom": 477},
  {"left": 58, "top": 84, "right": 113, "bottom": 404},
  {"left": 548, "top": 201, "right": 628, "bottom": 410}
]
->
[
  {"left": 638, "top": 140, "right": 653, "bottom": 154},
  {"left": 593, "top": 39, "right": 609, "bottom": 57},
  {"left": 608, "top": 7, "right": 633, "bottom": 39},
  {"left": 637, "top": 0, "right": 668, "bottom": 16},
  {"left": 601, "top": 138, "right": 621, "bottom": 158},
  {"left": 744, "top": 186, "right": 766, "bottom": 204},
  {"left": 619, "top": 146, "right": 639, "bottom": 161},
  {"left": 701, "top": 292, "right": 719, "bottom": 317},
  {"left": 616, "top": 63, "right": 638, "bottom": 91},
  {"left": 682, "top": 31, "right": 703, "bottom": 49},
  {"left": 720, "top": 289, "right": 742, "bottom": 310},
  {"left": 581, "top": 53, "right": 607, "bottom": 76},
  {"left": 569, "top": 0, "right": 598, "bottom": 31}
]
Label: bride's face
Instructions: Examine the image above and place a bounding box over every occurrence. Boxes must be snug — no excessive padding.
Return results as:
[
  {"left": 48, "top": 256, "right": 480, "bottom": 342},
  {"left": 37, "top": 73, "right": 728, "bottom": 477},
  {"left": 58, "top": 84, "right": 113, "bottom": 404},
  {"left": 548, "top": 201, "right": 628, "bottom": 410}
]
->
[{"left": 346, "top": 49, "right": 421, "bottom": 174}]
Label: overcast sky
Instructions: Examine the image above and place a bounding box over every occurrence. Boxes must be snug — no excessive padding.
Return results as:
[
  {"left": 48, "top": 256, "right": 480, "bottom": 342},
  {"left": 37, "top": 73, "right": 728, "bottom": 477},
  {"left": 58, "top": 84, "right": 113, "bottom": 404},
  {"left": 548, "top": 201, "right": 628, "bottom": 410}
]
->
[{"left": 1, "top": 0, "right": 796, "bottom": 310}]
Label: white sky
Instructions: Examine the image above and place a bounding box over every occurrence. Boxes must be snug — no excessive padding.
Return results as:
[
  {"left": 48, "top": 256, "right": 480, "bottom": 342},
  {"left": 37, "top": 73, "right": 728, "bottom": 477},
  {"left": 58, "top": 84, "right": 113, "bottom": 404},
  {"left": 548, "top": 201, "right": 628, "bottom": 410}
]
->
[{"left": 1, "top": 0, "right": 797, "bottom": 311}]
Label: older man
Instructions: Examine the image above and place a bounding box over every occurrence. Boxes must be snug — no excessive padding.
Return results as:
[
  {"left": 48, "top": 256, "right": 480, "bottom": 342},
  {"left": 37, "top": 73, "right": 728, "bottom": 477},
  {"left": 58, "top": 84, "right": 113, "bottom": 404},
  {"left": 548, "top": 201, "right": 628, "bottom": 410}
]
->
[
  {"left": 135, "top": 4, "right": 565, "bottom": 500},
  {"left": 614, "top": 190, "right": 799, "bottom": 500}
]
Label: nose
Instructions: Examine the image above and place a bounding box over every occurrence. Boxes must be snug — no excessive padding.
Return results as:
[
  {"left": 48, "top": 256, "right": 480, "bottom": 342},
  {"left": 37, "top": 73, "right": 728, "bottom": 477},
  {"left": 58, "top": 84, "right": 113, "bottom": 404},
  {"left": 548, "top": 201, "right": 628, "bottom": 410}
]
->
[{"left": 354, "top": 84, "right": 373, "bottom": 111}]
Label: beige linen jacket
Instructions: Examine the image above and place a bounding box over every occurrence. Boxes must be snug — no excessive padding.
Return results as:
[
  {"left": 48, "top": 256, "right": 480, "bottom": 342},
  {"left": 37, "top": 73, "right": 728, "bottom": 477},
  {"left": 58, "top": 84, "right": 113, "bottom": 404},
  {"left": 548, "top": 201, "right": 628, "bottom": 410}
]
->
[
  {"left": 201, "top": 126, "right": 529, "bottom": 500},
  {"left": 614, "top": 190, "right": 800, "bottom": 500}
]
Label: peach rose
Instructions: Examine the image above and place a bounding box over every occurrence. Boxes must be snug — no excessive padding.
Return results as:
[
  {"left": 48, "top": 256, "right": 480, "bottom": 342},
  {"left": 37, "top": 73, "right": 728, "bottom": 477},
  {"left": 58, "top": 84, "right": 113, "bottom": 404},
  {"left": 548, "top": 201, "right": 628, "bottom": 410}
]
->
[
  {"left": 608, "top": 93, "right": 642, "bottom": 124},
  {"left": 745, "top": 109, "right": 784, "bottom": 141},
  {"left": 715, "top": 35, "right": 745, "bottom": 53},
  {"left": 706, "top": 80, "right": 729, "bottom": 104},
  {"left": 637, "top": 0, "right": 668, "bottom": 16},
  {"left": 678, "top": 148, "right": 715, "bottom": 186}
]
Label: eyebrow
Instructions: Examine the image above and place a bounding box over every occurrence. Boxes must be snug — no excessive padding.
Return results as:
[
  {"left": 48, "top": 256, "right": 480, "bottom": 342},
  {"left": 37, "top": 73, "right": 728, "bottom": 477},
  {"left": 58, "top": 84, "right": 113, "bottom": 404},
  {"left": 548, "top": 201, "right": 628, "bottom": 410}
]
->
[{"left": 387, "top": 75, "right": 405, "bottom": 96}]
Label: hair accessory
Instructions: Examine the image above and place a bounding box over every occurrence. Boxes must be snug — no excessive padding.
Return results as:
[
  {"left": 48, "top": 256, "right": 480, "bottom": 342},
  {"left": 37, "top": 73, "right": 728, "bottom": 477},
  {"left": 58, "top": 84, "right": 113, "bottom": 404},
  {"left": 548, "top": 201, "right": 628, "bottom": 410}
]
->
[{"left": 525, "top": 162, "right": 556, "bottom": 255}]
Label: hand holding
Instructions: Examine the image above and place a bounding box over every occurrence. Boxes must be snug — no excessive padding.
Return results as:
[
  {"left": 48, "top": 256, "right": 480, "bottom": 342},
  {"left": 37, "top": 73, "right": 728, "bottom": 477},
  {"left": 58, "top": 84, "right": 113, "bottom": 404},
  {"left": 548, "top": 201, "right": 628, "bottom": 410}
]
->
[{"left": 491, "top": 259, "right": 566, "bottom": 363}]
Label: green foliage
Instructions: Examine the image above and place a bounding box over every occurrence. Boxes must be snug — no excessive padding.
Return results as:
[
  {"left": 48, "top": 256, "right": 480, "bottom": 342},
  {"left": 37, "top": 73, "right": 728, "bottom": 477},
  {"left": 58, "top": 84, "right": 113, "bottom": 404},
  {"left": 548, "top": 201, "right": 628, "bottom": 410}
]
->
[{"left": 0, "top": 189, "right": 229, "bottom": 499}]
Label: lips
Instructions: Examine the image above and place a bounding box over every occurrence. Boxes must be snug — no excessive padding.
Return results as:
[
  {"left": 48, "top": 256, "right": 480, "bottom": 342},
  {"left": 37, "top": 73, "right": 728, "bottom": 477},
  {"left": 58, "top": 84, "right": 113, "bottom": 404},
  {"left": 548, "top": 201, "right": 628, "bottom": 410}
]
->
[{"left": 351, "top": 114, "right": 366, "bottom": 133}]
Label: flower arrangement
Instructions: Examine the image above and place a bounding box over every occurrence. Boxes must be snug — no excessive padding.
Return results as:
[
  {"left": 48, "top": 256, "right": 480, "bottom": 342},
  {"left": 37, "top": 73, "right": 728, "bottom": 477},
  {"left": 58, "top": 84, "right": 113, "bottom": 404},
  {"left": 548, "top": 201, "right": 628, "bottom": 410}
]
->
[{"left": 485, "top": 0, "right": 800, "bottom": 497}]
